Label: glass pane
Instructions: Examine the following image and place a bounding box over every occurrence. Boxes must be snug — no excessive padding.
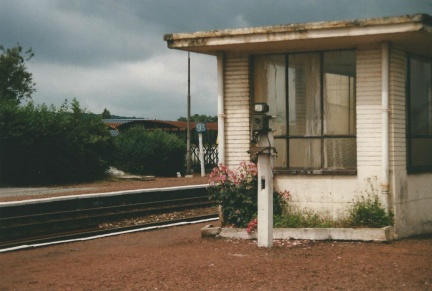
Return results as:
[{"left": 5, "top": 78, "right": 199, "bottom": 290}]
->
[
  {"left": 324, "top": 138, "right": 357, "bottom": 169},
  {"left": 323, "top": 51, "right": 356, "bottom": 135},
  {"left": 288, "top": 53, "right": 321, "bottom": 136},
  {"left": 410, "top": 138, "right": 432, "bottom": 167},
  {"left": 410, "top": 57, "right": 432, "bottom": 135},
  {"left": 273, "top": 138, "right": 287, "bottom": 168},
  {"left": 289, "top": 139, "right": 321, "bottom": 168},
  {"left": 254, "top": 55, "right": 286, "bottom": 135}
]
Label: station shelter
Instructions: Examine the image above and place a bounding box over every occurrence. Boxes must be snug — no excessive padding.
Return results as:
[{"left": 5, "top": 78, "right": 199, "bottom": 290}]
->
[{"left": 164, "top": 14, "right": 432, "bottom": 238}]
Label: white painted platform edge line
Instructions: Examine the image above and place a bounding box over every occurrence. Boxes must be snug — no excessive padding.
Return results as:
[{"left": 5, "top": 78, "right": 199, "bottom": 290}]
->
[
  {"left": 0, "top": 184, "right": 210, "bottom": 206},
  {"left": 0, "top": 217, "right": 218, "bottom": 253}
]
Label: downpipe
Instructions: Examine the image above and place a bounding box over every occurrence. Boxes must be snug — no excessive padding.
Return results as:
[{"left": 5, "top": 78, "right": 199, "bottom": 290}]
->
[{"left": 381, "top": 42, "right": 390, "bottom": 213}]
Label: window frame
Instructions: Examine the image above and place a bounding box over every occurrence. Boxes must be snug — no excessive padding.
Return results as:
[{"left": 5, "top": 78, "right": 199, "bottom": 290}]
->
[
  {"left": 253, "top": 50, "right": 357, "bottom": 175},
  {"left": 406, "top": 54, "right": 432, "bottom": 174}
]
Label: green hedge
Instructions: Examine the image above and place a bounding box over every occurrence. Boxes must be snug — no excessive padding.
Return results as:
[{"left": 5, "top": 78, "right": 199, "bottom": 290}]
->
[
  {"left": 0, "top": 99, "right": 114, "bottom": 185},
  {"left": 114, "top": 126, "right": 186, "bottom": 176}
]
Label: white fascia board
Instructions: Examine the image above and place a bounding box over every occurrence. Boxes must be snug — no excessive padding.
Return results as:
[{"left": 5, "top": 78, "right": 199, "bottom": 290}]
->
[{"left": 166, "top": 22, "right": 425, "bottom": 50}]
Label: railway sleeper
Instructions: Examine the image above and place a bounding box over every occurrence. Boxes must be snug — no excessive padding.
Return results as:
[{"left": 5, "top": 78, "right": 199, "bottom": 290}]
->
[
  {"left": 0, "top": 189, "right": 209, "bottom": 217},
  {"left": 0, "top": 196, "right": 209, "bottom": 226}
]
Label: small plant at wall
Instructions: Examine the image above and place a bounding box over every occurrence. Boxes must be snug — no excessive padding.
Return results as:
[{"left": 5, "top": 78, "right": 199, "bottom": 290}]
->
[
  {"left": 274, "top": 189, "right": 290, "bottom": 216},
  {"left": 274, "top": 207, "right": 337, "bottom": 228},
  {"left": 346, "top": 194, "right": 394, "bottom": 227},
  {"left": 272, "top": 191, "right": 393, "bottom": 228},
  {"left": 208, "top": 162, "right": 258, "bottom": 227}
]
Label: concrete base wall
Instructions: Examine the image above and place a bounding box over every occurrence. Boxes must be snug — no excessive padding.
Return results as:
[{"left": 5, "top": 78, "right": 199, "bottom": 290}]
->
[
  {"left": 395, "top": 173, "right": 432, "bottom": 237},
  {"left": 274, "top": 170, "right": 382, "bottom": 221},
  {"left": 202, "top": 225, "right": 394, "bottom": 242}
]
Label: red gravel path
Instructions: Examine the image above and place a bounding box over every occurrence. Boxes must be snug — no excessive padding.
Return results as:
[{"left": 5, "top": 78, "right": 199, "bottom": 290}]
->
[
  {"left": 1, "top": 222, "right": 431, "bottom": 290},
  {"left": 0, "top": 176, "right": 431, "bottom": 290}
]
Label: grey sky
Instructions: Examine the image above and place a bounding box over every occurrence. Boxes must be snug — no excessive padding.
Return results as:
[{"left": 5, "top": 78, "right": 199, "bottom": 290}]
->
[{"left": 1, "top": 0, "right": 431, "bottom": 120}]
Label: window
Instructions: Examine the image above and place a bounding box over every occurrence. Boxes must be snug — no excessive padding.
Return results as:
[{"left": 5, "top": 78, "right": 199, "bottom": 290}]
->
[
  {"left": 254, "top": 50, "right": 356, "bottom": 173},
  {"left": 407, "top": 55, "right": 432, "bottom": 172}
]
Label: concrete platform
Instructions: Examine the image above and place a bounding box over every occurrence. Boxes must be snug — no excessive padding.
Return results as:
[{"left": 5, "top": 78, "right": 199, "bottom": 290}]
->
[{"left": 0, "top": 187, "right": 97, "bottom": 199}]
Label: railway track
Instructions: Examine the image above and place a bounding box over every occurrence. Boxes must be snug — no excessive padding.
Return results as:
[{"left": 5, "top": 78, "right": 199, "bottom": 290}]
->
[{"left": 0, "top": 185, "right": 218, "bottom": 250}]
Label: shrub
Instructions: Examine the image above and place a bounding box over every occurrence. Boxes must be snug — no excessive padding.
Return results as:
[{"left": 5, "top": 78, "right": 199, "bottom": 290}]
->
[
  {"left": 208, "top": 162, "right": 285, "bottom": 228},
  {"left": 274, "top": 207, "right": 336, "bottom": 228},
  {"left": 114, "top": 126, "right": 186, "bottom": 176},
  {"left": 0, "top": 99, "right": 114, "bottom": 185},
  {"left": 346, "top": 194, "right": 394, "bottom": 227},
  {"left": 208, "top": 162, "right": 258, "bottom": 227},
  {"left": 273, "top": 192, "right": 394, "bottom": 228}
]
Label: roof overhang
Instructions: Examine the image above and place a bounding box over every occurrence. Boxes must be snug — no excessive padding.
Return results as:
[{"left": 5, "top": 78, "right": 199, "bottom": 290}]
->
[{"left": 164, "top": 14, "right": 432, "bottom": 57}]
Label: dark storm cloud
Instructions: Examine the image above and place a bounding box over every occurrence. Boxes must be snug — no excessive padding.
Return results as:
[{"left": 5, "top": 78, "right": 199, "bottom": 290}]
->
[
  {"left": 1, "top": 0, "right": 431, "bottom": 119},
  {"left": 0, "top": 1, "right": 160, "bottom": 67}
]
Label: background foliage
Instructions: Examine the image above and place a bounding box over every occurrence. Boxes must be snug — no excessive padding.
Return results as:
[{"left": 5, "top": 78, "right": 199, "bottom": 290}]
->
[
  {"left": 177, "top": 114, "right": 217, "bottom": 123},
  {"left": 0, "top": 99, "right": 114, "bottom": 185},
  {"left": 0, "top": 44, "right": 35, "bottom": 104},
  {"left": 113, "top": 126, "right": 186, "bottom": 176}
]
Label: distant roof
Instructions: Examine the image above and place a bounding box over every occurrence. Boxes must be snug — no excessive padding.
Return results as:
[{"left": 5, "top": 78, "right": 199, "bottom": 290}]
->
[
  {"left": 103, "top": 119, "right": 218, "bottom": 131},
  {"left": 164, "top": 14, "right": 432, "bottom": 58}
]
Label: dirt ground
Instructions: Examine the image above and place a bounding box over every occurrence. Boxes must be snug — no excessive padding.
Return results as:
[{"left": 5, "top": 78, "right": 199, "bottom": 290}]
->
[
  {"left": 0, "top": 222, "right": 431, "bottom": 290},
  {"left": 1, "top": 176, "right": 432, "bottom": 290}
]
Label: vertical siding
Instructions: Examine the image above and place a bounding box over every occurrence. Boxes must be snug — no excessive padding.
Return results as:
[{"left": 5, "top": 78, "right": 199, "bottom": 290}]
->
[
  {"left": 223, "top": 54, "right": 251, "bottom": 168},
  {"left": 356, "top": 47, "right": 382, "bottom": 168},
  {"left": 389, "top": 48, "right": 406, "bottom": 170}
]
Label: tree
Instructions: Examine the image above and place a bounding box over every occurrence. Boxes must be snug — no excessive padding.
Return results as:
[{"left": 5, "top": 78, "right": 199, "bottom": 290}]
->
[
  {"left": 0, "top": 44, "right": 36, "bottom": 103},
  {"left": 177, "top": 114, "right": 217, "bottom": 123},
  {"left": 0, "top": 99, "right": 115, "bottom": 185},
  {"left": 101, "top": 108, "right": 111, "bottom": 119},
  {"left": 114, "top": 126, "right": 186, "bottom": 176}
]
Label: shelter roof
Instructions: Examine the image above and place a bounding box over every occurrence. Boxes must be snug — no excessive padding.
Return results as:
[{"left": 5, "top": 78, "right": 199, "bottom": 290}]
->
[{"left": 164, "top": 14, "right": 432, "bottom": 57}]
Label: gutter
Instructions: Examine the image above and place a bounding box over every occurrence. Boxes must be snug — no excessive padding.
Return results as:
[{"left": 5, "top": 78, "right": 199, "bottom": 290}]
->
[{"left": 381, "top": 42, "right": 390, "bottom": 213}]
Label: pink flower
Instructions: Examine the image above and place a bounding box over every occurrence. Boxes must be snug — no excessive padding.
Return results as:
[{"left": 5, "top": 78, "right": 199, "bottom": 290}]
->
[{"left": 246, "top": 218, "right": 258, "bottom": 234}]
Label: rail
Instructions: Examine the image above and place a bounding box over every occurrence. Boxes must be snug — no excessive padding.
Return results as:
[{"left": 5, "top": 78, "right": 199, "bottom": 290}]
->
[{"left": 0, "top": 185, "right": 218, "bottom": 250}]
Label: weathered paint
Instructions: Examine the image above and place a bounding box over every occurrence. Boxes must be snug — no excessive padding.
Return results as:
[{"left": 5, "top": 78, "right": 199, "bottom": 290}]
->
[
  {"left": 165, "top": 14, "right": 432, "bottom": 238},
  {"left": 164, "top": 14, "right": 432, "bottom": 58},
  {"left": 223, "top": 54, "right": 251, "bottom": 168}
]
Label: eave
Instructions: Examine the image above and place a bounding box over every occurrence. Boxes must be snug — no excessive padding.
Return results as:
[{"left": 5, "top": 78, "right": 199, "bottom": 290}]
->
[{"left": 164, "top": 14, "right": 432, "bottom": 57}]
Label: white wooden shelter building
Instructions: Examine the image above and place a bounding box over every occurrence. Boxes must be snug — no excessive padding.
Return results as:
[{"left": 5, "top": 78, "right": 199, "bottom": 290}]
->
[{"left": 164, "top": 14, "right": 432, "bottom": 238}]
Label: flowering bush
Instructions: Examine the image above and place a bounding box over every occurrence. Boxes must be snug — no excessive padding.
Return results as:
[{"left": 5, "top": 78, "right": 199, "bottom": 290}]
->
[
  {"left": 246, "top": 218, "right": 258, "bottom": 234},
  {"left": 208, "top": 162, "right": 258, "bottom": 227}
]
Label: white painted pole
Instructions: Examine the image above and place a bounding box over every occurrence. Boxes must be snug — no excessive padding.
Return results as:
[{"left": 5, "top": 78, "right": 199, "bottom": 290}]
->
[
  {"left": 198, "top": 132, "right": 205, "bottom": 177},
  {"left": 186, "top": 52, "right": 192, "bottom": 174},
  {"left": 257, "top": 131, "right": 274, "bottom": 248},
  {"left": 257, "top": 152, "right": 273, "bottom": 247}
]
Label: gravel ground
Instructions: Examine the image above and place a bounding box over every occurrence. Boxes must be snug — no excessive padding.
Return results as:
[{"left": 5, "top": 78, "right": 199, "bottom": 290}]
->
[
  {"left": 1, "top": 222, "right": 431, "bottom": 290},
  {"left": 1, "top": 176, "right": 432, "bottom": 290}
]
